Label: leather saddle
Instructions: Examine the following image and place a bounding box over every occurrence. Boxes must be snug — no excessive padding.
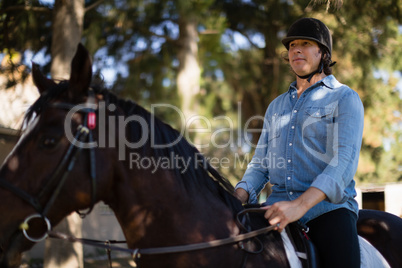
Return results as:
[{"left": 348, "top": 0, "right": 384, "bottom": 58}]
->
[{"left": 241, "top": 204, "right": 320, "bottom": 268}]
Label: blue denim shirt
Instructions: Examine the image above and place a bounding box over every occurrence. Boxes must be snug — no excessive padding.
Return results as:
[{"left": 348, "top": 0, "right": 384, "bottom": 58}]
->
[{"left": 236, "top": 75, "right": 364, "bottom": 224}]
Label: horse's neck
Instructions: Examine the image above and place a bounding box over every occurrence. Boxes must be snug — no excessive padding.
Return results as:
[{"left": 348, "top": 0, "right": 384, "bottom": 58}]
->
[{"left": 109, "top": 168, "right": 239, "bottom": 249}]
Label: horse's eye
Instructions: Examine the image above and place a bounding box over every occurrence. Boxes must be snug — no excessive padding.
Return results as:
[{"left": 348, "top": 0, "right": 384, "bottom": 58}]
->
[{"left": 40, "top": 136, "right": 60, "bottom": 149}]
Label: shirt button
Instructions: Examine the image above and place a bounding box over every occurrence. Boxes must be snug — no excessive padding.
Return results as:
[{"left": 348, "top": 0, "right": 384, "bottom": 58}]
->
[
  {"left": 289, "top": 192, "right": 293, "bottom": 195},
  {"left": 289, "top": 143, "right": 292, "bottom": 146},
  {"left": 293, "top": 110, "right": 297, "bottom": 113},
  {"left": 292, "top": 95, "right": 295, "bottom": 98},
  {"left": 287, "top": 177, "right": 291, "bottom": 180},
  {"left": 288, "top": 159, "right": 291, "bottom": 163},
  {"left": 291, "top": 126, "right": 295, "bottom": 129}
]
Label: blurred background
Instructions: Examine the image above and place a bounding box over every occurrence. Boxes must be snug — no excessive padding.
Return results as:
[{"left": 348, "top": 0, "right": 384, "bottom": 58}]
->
[{"left": 0, "top": 0, "right": 401, "bottom": 267}]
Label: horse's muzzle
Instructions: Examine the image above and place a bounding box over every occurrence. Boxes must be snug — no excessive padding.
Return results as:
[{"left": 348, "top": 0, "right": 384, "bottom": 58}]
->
[
  {"left": 0, "top": 233, "right": 29, "bottom": 268},
  {"left": 0, "top": 249, "right": 23, "bottom": 268}
]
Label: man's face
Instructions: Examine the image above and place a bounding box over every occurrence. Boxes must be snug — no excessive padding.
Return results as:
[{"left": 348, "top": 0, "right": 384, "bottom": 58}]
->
[{"left": 288, "top": 39, "right": 322, "bottom": 77}]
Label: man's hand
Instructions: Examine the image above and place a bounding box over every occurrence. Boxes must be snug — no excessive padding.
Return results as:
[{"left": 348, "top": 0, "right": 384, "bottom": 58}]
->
[
  {"left": 263, "top": 187, "right": 326, "bottom": 232},
  {"left": 263, "top": 200, "right": 307, "bottom": 232}
]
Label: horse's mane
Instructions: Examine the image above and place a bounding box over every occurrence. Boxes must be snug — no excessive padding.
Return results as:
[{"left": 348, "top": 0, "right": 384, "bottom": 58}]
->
[
  {"left": 24, "top": 82, "right": 243, "bottom": 216},
  {"left": 101, "top": 89, "right": 243, "bottom": 215}
]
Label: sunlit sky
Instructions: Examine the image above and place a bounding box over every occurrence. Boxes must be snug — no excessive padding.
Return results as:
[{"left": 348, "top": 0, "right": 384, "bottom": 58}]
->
[{"left": 39, "top": 0, "right": 54, "bottom": 4}]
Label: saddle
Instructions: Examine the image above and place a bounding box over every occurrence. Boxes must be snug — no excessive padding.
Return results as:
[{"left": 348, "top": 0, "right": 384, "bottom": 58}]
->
[
  {"left": 241, "top": 204, "right": 319, "bottom": 268},
  {"left": 285, "top": 222, "right": 319, "bottom": 268}
]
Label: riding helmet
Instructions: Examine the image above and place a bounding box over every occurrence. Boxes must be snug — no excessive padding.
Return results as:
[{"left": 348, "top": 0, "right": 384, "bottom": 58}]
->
[{"left": 282, "top": 18, "right": 332, "bottom": 56}]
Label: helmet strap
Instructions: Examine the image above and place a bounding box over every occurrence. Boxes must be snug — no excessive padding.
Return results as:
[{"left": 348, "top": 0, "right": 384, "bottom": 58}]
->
[{"left": 296, "top": 61, "right": 324, "bottom": 83}]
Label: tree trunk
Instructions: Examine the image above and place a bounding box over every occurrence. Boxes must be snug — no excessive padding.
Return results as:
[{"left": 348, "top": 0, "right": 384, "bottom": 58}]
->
[
  {"left": 50, "top": 0, "right": 85, "bottom": 79},
  {"left": 176, "top": 17, "right": 202, "bottom": 146},
  {"left": 177, "top": 18, "right": 200, "bottom": 116},
  {"left": 44, "top": 0, "right": 85, "bottom": 267}
]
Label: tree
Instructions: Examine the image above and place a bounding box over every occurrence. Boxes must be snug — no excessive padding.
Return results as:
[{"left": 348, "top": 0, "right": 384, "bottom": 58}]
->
[
  {"left": 0, "top": 0, "right": 52, "bottom": 85},
  {"left": 212, "top": 0, "right": 402, "bottom": 184},
  {"left": 1, "top": 0, "right": 401, "bottom": 243},
  {"left": 50, "top": 0, "right": 85, "bottom": 78},
  {"left": 1, "top": 0, "right": 91, "bottom": 266},
  {"left": 44, "top": 0, "right": 86, "bottom": 266},
  {"left": 326, "top": 0, "right": 402, "bottom": 183}
]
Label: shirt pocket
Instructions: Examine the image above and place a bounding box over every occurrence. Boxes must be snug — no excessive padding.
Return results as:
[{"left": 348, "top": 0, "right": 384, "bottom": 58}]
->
[{"left": 303, "top": 107, "right": 336, "bottom": 139}]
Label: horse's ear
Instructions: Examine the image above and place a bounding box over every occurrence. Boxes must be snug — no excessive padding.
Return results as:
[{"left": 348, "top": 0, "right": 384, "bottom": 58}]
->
[
  {"left": 32, "top": 62, "right": 57, "bottom": 95},
  {"left": 69, "top": 43, "right": 92, "bottom": 96}
]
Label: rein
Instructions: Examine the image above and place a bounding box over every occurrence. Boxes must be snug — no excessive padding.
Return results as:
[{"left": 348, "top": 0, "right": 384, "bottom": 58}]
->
[{"left": 47, "top": 208, "right": 278, "bottom": 262}]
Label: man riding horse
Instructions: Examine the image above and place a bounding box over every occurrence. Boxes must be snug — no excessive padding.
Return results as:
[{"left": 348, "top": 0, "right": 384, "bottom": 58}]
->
[{"left": 235, "top": 18, "right": 363, "bottom": 267}]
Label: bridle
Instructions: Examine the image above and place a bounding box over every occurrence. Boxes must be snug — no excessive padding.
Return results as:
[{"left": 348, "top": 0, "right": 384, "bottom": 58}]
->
[{"left": 0, "top": 89, "right": 98, "bottom": 242}]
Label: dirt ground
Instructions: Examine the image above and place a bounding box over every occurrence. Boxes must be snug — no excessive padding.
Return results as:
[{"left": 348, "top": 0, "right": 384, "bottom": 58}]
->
[
  {"left": 84, "top": 257, "right": 137, "bottom": 268},
  {"left": 20, "top": 257, "right": 137, "bottom": 268}
]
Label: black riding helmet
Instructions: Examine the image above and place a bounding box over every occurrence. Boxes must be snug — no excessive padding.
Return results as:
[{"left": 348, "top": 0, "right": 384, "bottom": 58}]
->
[{"left": 282, "top": 18, "right": 334, "bottom": 82}]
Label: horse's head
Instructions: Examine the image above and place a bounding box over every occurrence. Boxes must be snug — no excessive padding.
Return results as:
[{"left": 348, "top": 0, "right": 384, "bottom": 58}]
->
[
  {"left": 0, "top": 43, "right": 245, "bottom": 267},
  {"left": 0, "top": 44, "right": 109, "bottom": 267}
]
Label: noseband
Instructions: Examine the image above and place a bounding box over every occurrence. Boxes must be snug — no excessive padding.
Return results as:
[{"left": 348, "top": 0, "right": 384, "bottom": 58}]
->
[{"left": 0, "top": 89, "right": 98, "bottom": 242}]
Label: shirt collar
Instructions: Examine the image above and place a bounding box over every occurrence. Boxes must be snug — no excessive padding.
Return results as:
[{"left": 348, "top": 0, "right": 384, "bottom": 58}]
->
[
  {"left": 288, "top": 75, "right": 342, "bottom": 94},
  {"left": 321, "top": 75, "right": 343, "bottom": 89}
]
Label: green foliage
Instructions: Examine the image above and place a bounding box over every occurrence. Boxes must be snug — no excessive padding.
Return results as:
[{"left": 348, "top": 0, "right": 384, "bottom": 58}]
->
[
  {"left": 319, "top": 1, "right": 402, "bottom": 183},
  {"left": 0, "top": 0, "right": 52, "bottom": 81},
  {"left": 1, "top": 0, "right": 401, "bottom": 184},
  {"left": 0, "top": 0, "right": 52, "bottom": 52}
]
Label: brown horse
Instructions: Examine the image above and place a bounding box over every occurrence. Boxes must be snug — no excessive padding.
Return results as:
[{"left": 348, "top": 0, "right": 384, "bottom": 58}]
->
[{"left": 0, "top": 44, "right": 401, "bottom": 268}]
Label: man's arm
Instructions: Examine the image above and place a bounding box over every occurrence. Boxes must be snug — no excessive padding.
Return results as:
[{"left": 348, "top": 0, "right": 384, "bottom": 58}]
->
[
  {"left": 263, "top": 187, "right": 326, "bottom": 232},
  {"left": 234, "top": 188, "right": 250, "bottom": 204}
]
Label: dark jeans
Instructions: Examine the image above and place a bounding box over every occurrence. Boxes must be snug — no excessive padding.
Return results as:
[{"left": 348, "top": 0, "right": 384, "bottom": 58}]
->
[{"left": 306, "top": 208, "right": 360, "bottom": 268}]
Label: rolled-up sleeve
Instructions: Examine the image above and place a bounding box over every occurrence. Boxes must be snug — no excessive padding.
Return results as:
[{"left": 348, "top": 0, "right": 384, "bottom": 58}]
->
[
  {"left": 311, "top": 90, "right": 364, "bottom": 203},
  {"left": 235, "top": 110, "right": 271, "bottom": 204}
]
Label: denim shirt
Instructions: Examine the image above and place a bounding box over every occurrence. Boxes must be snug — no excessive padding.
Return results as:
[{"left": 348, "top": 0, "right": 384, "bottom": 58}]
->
[{"left": 236, "top": 75, "right": 364, "bottom": 224}]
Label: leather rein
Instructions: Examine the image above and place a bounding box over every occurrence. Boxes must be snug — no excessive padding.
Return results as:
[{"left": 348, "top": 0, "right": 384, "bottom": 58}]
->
[{"left": 47, "top": 208, "right": 278, "bottom": 263}]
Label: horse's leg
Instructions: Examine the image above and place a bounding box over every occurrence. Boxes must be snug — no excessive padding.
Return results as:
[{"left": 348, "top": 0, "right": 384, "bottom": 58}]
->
[{"left": 357, "top": 209, "right": 402, "bottom": 268}]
